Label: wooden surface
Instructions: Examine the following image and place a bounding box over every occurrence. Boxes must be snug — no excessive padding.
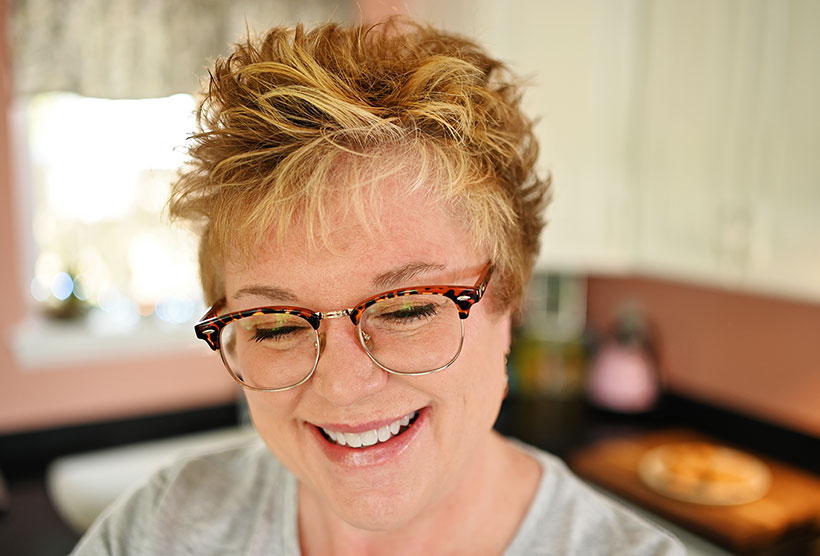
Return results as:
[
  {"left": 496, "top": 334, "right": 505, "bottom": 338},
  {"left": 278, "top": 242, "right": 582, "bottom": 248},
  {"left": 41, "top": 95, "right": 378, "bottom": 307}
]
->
[{"left": 569, "top": 429, "right": 820, "bottom": 554}]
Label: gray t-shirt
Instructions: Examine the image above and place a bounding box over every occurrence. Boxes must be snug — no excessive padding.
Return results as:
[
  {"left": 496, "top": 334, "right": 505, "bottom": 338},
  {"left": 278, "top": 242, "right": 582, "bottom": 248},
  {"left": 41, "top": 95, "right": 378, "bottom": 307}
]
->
[{"left": 71, "top": 436, "right": 684, "bottom": 555}]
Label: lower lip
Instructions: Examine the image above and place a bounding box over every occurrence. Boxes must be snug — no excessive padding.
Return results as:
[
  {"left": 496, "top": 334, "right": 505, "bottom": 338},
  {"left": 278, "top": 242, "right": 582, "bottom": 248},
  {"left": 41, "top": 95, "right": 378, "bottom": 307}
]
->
[{"left": 311, "top": 407, "right": 429, "bottom": 468}]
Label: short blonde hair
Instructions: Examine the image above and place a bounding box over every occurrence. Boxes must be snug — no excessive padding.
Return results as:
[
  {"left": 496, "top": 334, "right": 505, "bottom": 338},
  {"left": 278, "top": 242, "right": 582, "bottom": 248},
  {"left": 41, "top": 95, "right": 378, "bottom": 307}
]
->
[{"left": 169, "top": 18, "right": 549, "bottom": 311}]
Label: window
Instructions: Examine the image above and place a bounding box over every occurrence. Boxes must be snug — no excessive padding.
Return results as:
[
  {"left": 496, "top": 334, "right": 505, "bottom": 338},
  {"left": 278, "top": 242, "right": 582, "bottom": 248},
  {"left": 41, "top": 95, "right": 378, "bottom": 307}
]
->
[
  {"left": 5, "top": 0, "right": 344, "bottom": 366},
  {"left": 19, "top": 92, "right": 203, "bottom": 335}
]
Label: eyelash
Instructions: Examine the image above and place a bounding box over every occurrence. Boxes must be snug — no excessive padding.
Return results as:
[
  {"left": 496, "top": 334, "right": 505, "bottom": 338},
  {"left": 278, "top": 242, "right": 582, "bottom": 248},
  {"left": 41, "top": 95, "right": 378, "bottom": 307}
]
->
[
  {"left": 252, "top": 326, "right": 300, "bottom": 342},
  {"left": 380, "top": 303, "right": 437, "bottom": 322}
]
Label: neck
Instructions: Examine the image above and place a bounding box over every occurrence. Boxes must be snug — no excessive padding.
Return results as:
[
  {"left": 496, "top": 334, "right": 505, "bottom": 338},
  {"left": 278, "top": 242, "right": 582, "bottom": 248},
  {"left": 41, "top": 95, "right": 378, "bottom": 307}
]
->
[{"left": 297, "top": 431, "right": 540, "bottom": 556}]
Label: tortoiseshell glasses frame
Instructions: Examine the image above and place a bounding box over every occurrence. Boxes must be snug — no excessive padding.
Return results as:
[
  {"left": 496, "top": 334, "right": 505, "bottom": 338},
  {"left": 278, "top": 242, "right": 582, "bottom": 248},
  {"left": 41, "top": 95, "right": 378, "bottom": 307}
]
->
[{"left": 194, "top": 263, "right": 494, "bottom": 392}]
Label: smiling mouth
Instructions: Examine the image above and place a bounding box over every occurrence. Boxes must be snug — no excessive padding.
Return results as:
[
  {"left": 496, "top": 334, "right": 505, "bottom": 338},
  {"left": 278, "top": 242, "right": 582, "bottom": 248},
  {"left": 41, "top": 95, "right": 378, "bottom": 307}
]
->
[{"left": 319, "top": 410, "right": 421, "bottom": 448}]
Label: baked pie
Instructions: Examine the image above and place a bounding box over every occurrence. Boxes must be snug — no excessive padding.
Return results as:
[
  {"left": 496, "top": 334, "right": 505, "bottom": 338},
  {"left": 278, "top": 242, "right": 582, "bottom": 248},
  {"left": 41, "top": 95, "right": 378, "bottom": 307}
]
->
[{"left": 638, "top": 441, "right": 771, "bottom": 505}]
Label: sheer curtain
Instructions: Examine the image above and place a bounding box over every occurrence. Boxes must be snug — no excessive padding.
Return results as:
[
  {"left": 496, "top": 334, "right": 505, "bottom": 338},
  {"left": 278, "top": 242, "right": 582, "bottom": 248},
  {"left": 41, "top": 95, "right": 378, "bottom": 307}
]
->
[{"left": 9, "top": 0, "right": 343, "bottom": 98}]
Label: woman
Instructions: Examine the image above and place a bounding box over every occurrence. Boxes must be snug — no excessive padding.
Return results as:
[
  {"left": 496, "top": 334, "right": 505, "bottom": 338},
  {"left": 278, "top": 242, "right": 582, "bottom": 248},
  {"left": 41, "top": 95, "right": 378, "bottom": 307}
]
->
[{"left": 73, "top": 19, "right": 683, "bottom": 555}]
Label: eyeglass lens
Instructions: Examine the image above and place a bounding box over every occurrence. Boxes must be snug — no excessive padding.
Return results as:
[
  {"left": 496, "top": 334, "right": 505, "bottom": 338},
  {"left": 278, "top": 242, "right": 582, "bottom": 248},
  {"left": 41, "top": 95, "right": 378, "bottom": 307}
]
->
[{"left": 219, "top": 294, "right": 464, "bottom": 390}]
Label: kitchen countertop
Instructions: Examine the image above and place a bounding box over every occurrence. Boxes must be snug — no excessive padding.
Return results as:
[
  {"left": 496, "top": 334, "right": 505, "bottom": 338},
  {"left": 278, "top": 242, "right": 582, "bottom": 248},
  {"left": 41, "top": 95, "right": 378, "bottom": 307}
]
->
[
  {"left": 2, "top": 394, "right": 819, "bottom": 555},
  {"left": 495, "top": 394, "right": 820, "bottom": 555},
  {"left": 496, "top": 393, "right": 820, "bottom": 476}
]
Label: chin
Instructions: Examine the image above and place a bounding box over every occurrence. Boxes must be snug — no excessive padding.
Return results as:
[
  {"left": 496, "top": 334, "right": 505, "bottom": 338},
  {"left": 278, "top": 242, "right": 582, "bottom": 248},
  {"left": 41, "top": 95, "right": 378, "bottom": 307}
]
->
[
  {"left": 319, "top": 475, "right": 429, "bottom": 532},
  {"left": 333, "top": 494, "right": 418, "bottom": 532}
]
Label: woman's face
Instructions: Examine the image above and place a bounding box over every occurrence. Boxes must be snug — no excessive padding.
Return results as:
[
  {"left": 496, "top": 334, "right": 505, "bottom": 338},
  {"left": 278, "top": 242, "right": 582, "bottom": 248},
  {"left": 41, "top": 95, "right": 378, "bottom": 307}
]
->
[{"left": 222, "top": 185, "right": 511, "bottom": 531}]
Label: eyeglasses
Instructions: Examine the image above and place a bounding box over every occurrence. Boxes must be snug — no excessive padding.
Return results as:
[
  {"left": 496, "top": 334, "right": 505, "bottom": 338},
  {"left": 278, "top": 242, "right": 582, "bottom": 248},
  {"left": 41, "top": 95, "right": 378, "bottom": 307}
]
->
[{"left": 195, "top": 263, "right": 493, "bottom": 392}]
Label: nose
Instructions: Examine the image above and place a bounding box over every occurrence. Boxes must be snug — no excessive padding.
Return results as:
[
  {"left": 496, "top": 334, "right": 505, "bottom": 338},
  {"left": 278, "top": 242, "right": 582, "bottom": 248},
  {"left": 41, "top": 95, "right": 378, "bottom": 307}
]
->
[{"left": 310, "top": 319, "right": 388, "bottom": 407}]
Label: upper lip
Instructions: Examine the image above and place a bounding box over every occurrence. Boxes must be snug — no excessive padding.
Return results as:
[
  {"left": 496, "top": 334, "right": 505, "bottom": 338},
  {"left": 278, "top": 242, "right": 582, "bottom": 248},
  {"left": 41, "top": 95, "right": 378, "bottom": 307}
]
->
[{"left": 310, "top": 408, "right": 422, "bottom": 433}]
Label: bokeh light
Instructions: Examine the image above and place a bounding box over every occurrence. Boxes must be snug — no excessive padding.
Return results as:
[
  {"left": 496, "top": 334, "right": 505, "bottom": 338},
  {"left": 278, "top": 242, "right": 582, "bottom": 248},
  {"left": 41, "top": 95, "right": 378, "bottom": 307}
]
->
[
  {"left": 30, "top": 277, "right": 49, "bottom": 302},
  {"left": 50, "top": 272, "right": 74, "bottom": 301}
]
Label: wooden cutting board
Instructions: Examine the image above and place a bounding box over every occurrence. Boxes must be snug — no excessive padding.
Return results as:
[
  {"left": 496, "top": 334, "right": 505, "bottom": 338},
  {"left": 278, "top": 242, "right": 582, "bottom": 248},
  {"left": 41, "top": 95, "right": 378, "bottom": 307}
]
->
[{"left": 569, "top": 429, "right": 820, "bottom": 554}]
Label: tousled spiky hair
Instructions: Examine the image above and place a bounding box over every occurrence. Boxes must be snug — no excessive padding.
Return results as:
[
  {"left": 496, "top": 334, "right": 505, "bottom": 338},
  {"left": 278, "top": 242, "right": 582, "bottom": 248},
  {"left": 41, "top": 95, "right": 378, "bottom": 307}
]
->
[{"left": 168, "top": 18, "right": 549, "bottom": 311}]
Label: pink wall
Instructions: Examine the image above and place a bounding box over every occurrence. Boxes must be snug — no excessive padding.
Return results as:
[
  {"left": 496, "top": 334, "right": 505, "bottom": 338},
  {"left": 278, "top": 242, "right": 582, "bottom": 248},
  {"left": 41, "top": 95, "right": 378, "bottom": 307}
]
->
[
  {"left": 587, "top": 275, "right": 820, "bottom": 438},
  {"left": 356, "top": 0, "right": 408, "bottom": 22},
  {"left": 0, "top": 2, "right": 236, "bottom": 434}
]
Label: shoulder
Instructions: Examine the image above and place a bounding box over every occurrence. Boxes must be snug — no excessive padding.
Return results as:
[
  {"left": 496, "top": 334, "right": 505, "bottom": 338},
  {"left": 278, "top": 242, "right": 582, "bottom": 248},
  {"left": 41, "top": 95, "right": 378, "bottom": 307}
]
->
[
  {"left": 71, "top": 434, "right": 299, "bottom": 556},
  {"left": 505, "top": 441, "right": 685, "bottom": 556}
]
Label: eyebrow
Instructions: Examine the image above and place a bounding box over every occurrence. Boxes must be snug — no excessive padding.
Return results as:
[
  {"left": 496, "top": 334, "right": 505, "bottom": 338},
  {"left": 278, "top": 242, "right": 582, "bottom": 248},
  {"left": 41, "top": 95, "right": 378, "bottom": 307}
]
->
[
  {"left": 232, "top": 262, "right": 448, "bottom": 305},
  {"left": 233, "top": 285, "right": 300, "bottom": 304},
  {"left": 371, "top": 262, "right": 447, "bottom": 289}
]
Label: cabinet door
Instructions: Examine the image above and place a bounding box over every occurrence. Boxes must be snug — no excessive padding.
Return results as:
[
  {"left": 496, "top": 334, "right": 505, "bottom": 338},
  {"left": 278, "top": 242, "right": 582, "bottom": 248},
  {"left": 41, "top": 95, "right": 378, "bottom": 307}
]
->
[
  {"left": 489, "top": 1, "right": 639, "bottom": 273},
  {"left": 744, "top": 1, "right": 820, "bottom": 303},
  {"left": 632, "top": 1, "right": 747, "bottom": 284},
  {"left": 634, "top": 0, "right": 820, "bottom": 303},
  {"left": 412, "top": 0, "right": 820, "bottom": 303},
  {"left": 413, "top": 0, "right": 639, "bottom": 273}
]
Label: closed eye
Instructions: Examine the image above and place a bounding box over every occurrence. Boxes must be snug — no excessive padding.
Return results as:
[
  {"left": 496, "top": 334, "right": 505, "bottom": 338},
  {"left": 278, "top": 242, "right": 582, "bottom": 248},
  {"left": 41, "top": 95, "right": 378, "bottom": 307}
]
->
[
  {"left": 380, "top": 303, "right": 437, "bottom": 322},
  {"left": 252, "top": 326, "right": 302, "bottom": 342}
]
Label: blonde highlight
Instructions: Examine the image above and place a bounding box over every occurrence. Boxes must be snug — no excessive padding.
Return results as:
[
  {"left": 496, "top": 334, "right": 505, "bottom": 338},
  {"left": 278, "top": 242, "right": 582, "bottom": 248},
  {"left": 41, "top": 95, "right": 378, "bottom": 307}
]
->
[{"left": 168, "top": 18, "right": 550, "bottom": 311}]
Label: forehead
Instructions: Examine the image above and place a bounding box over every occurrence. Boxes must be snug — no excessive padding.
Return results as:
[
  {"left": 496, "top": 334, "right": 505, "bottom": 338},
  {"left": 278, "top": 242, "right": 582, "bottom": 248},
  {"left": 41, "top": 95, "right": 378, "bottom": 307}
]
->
[{"left": 223, "top": 182, "right": 482, "bottom": 305}]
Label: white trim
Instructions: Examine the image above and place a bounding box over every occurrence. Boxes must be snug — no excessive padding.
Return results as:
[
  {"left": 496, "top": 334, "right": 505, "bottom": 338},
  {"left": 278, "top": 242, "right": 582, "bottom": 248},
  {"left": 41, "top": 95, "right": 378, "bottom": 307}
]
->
[{"left": 10, "top": 315, "right": 203, "bottom": 369}]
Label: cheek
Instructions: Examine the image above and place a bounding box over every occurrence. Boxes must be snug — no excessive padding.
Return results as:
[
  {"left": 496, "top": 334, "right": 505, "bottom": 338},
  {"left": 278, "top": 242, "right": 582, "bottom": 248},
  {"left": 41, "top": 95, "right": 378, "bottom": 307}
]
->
[
  {"left": 243, "top": 391, "right": 302, "bottom": 458},
  {"left": 453, "top": 313, "right": 511, "bottom": 419},
  {"left": 470, "top": 311, "right": 511, "bottom": 377}
]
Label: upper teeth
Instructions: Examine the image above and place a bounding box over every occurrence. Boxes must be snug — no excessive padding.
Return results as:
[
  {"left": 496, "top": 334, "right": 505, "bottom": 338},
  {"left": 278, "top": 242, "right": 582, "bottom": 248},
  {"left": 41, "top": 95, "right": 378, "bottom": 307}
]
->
[{"left": 322, "top": 411, "right": 417, "bottom": 448}]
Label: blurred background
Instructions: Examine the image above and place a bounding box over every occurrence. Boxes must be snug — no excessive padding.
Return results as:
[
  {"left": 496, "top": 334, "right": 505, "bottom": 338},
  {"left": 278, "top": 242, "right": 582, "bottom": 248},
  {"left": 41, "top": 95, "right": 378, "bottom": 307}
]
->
[{"left": 1, "top": 1, "right": 818, "bottom": 555}]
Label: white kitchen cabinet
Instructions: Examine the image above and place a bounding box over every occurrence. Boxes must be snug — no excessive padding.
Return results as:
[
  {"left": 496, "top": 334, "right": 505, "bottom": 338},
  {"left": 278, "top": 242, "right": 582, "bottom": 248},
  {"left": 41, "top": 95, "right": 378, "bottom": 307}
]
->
[
  {"left": 413, "top": 0, "right": 640, "bottom": 273},
  {"left": 632, "top": 1, "right": 745, "bottom": 283},
  {"left": 633, "top": 0, "right": 820, "bottom": 303},
  {"left": 488, "top": 1, "right": 640, "bottom": 274},
  {"left": 743, "top": 0, "right": 820, "bottom": 302},
  {"left": 412, "top": 0, "right": 820, "bottom": 302}
]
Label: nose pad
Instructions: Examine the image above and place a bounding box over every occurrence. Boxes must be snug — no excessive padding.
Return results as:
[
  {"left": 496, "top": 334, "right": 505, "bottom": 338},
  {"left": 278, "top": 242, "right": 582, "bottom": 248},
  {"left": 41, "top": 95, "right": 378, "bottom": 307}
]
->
[{"left": 360, "top": 329, "right": 372, "bottom": 346}]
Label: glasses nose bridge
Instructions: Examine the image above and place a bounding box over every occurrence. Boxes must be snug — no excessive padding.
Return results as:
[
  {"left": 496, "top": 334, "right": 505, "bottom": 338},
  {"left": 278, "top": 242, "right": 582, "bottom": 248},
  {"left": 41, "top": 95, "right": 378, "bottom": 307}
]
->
[
  {"left": 317, "top": 307, "right": 358, "bottom": 326},
  {"left": 315, "top": 308, "right": 361, "bottom": 342},
  {"left": 321, "top": 308, "right": 350, "bottom": 320}
]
